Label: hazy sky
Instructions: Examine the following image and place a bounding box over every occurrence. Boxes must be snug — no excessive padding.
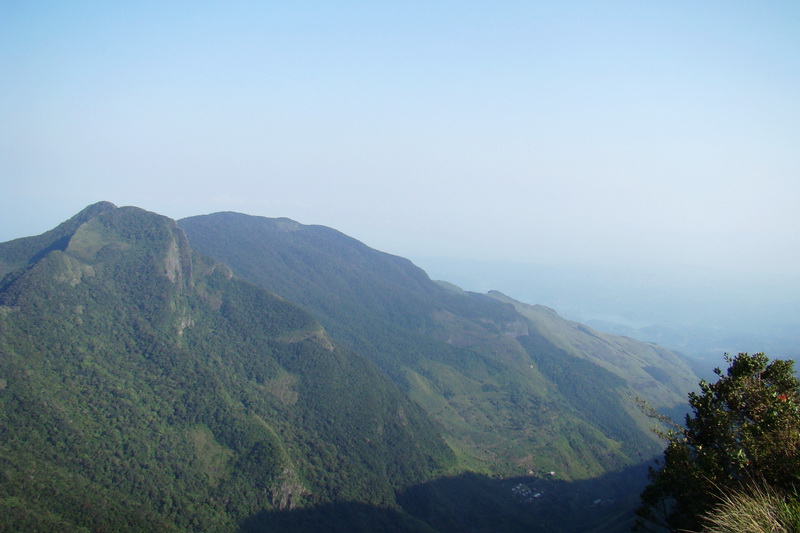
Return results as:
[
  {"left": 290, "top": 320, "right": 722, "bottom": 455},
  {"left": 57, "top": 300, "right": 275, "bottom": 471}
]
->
[{"left": 2, "top": 1, "right": 799, "bottom": 276}]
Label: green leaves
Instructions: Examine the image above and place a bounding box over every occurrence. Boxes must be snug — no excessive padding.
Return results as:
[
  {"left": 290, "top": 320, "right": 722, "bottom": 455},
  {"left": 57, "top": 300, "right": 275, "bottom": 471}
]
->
[{"left": 637, "top": 352, "right": 800, "bottom": 532}]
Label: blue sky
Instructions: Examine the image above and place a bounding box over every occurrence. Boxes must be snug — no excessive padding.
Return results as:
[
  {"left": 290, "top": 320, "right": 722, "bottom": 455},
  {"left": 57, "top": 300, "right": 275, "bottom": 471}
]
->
[{"left": 2, "top": 1, "right": 799, "bottom": 277}]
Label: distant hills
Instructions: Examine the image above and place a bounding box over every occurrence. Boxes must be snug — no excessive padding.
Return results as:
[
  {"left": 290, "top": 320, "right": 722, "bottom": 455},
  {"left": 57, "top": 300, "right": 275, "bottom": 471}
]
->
[
  {"left": 412, "top": 256, "right": 800, "bottom": 376},
  {"left": 0, "top": 202, "right": 700, "bottom": 532}
]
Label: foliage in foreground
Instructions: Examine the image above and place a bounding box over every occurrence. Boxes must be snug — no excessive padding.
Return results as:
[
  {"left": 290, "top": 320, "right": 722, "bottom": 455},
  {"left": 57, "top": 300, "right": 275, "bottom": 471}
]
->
[
  {"left": 701, "top": 482, "right": 800, "bottom": 533},
  {"left": 636, "top": 352, "right": 800, "bottom": 532}
]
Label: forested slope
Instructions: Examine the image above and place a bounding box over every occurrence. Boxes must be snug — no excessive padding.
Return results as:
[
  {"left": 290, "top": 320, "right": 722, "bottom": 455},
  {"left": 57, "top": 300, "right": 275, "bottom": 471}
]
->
[
  {"left": 0, "top": 204, "right": 454, "bottom": 531},
  {"left": 181, "top": 212, "right": 698, "bottom": 480},
  {"left": 0, "top": 202, "right": 702, "bottom": 532}
]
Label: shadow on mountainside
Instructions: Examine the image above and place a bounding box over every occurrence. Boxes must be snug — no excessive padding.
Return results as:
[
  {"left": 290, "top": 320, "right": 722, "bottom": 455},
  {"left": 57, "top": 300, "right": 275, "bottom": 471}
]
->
[
  {"left": 239, "top": 501, "right": 437, "bottom": 533},
  {"left": 240, "top": 462, "right": 654, "bottom": 533}
]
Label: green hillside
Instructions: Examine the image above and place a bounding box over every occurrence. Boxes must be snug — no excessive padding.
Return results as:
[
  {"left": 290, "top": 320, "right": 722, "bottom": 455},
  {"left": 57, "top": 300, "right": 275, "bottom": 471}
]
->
[
  {"left": 180, "top": 213, "right": 698, "bottom": 482},
  {"left": 0, "top": 204, "right": 454, "bottom": 531},
  {"left": 488, "top": 291, "right": 696, "bottom": 409},
  {"left": 0, "top": 203, "right": 702, "bottom": 532}
]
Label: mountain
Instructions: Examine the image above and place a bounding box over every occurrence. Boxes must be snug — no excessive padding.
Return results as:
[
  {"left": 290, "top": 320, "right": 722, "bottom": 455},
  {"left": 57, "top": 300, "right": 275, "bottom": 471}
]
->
[
  {"left": 0, "top": 203, "right": 455, "bottom": 531},
  {"left": 180, "top": 213, "right": 698, "bottom": 480},
  {"left": 0, "top": 203, "right": 701, "bottom": 532}
]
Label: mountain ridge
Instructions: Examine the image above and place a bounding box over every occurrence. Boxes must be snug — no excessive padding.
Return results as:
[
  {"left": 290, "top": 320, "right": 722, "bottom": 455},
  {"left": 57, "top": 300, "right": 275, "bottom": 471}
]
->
[
  {"left": 180, "top": 211, "right": 698, "bottom": 481},
  {"left": 0, "top": 202, "right": 702, "bottom": 532}
]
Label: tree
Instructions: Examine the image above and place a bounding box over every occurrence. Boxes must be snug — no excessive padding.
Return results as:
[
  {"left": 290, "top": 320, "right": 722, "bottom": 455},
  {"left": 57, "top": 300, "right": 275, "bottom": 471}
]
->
[{"left": 635, "top": 352, "right": 800, "bottom": 532}]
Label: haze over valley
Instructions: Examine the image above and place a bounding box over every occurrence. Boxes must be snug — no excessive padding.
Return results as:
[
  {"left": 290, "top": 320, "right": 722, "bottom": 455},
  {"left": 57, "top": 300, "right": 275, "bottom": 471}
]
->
[{"left": 413, "top": 256, "right": 800, "bottom": 378}]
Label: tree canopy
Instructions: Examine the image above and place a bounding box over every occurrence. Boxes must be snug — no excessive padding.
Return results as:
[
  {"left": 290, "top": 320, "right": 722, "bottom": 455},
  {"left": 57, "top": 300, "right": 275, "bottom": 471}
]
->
[{"left": 636, "top": 352, "right": 800, "bottom": 532}]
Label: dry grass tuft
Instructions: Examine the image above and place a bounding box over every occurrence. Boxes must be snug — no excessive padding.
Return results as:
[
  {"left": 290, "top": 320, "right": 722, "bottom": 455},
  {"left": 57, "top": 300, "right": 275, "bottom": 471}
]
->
[{"left": 702, "top": 483, "right": 800, "bottom": 533}]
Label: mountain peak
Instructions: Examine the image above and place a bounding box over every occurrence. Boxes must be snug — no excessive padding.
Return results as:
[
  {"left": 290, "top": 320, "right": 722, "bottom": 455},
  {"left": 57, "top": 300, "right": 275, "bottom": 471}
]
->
[
  {"left": 78, "top": 200, "right": 117, "bottom": 216},
  {"left": 0, "top": 201, "right": 118, "bottom": 277}
]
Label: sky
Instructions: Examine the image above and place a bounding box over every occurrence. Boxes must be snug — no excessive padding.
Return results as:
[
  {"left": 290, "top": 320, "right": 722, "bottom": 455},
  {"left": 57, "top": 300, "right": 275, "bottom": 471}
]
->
[{"left": 2, "top": 1, "right": 800, "bottom": 279}]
